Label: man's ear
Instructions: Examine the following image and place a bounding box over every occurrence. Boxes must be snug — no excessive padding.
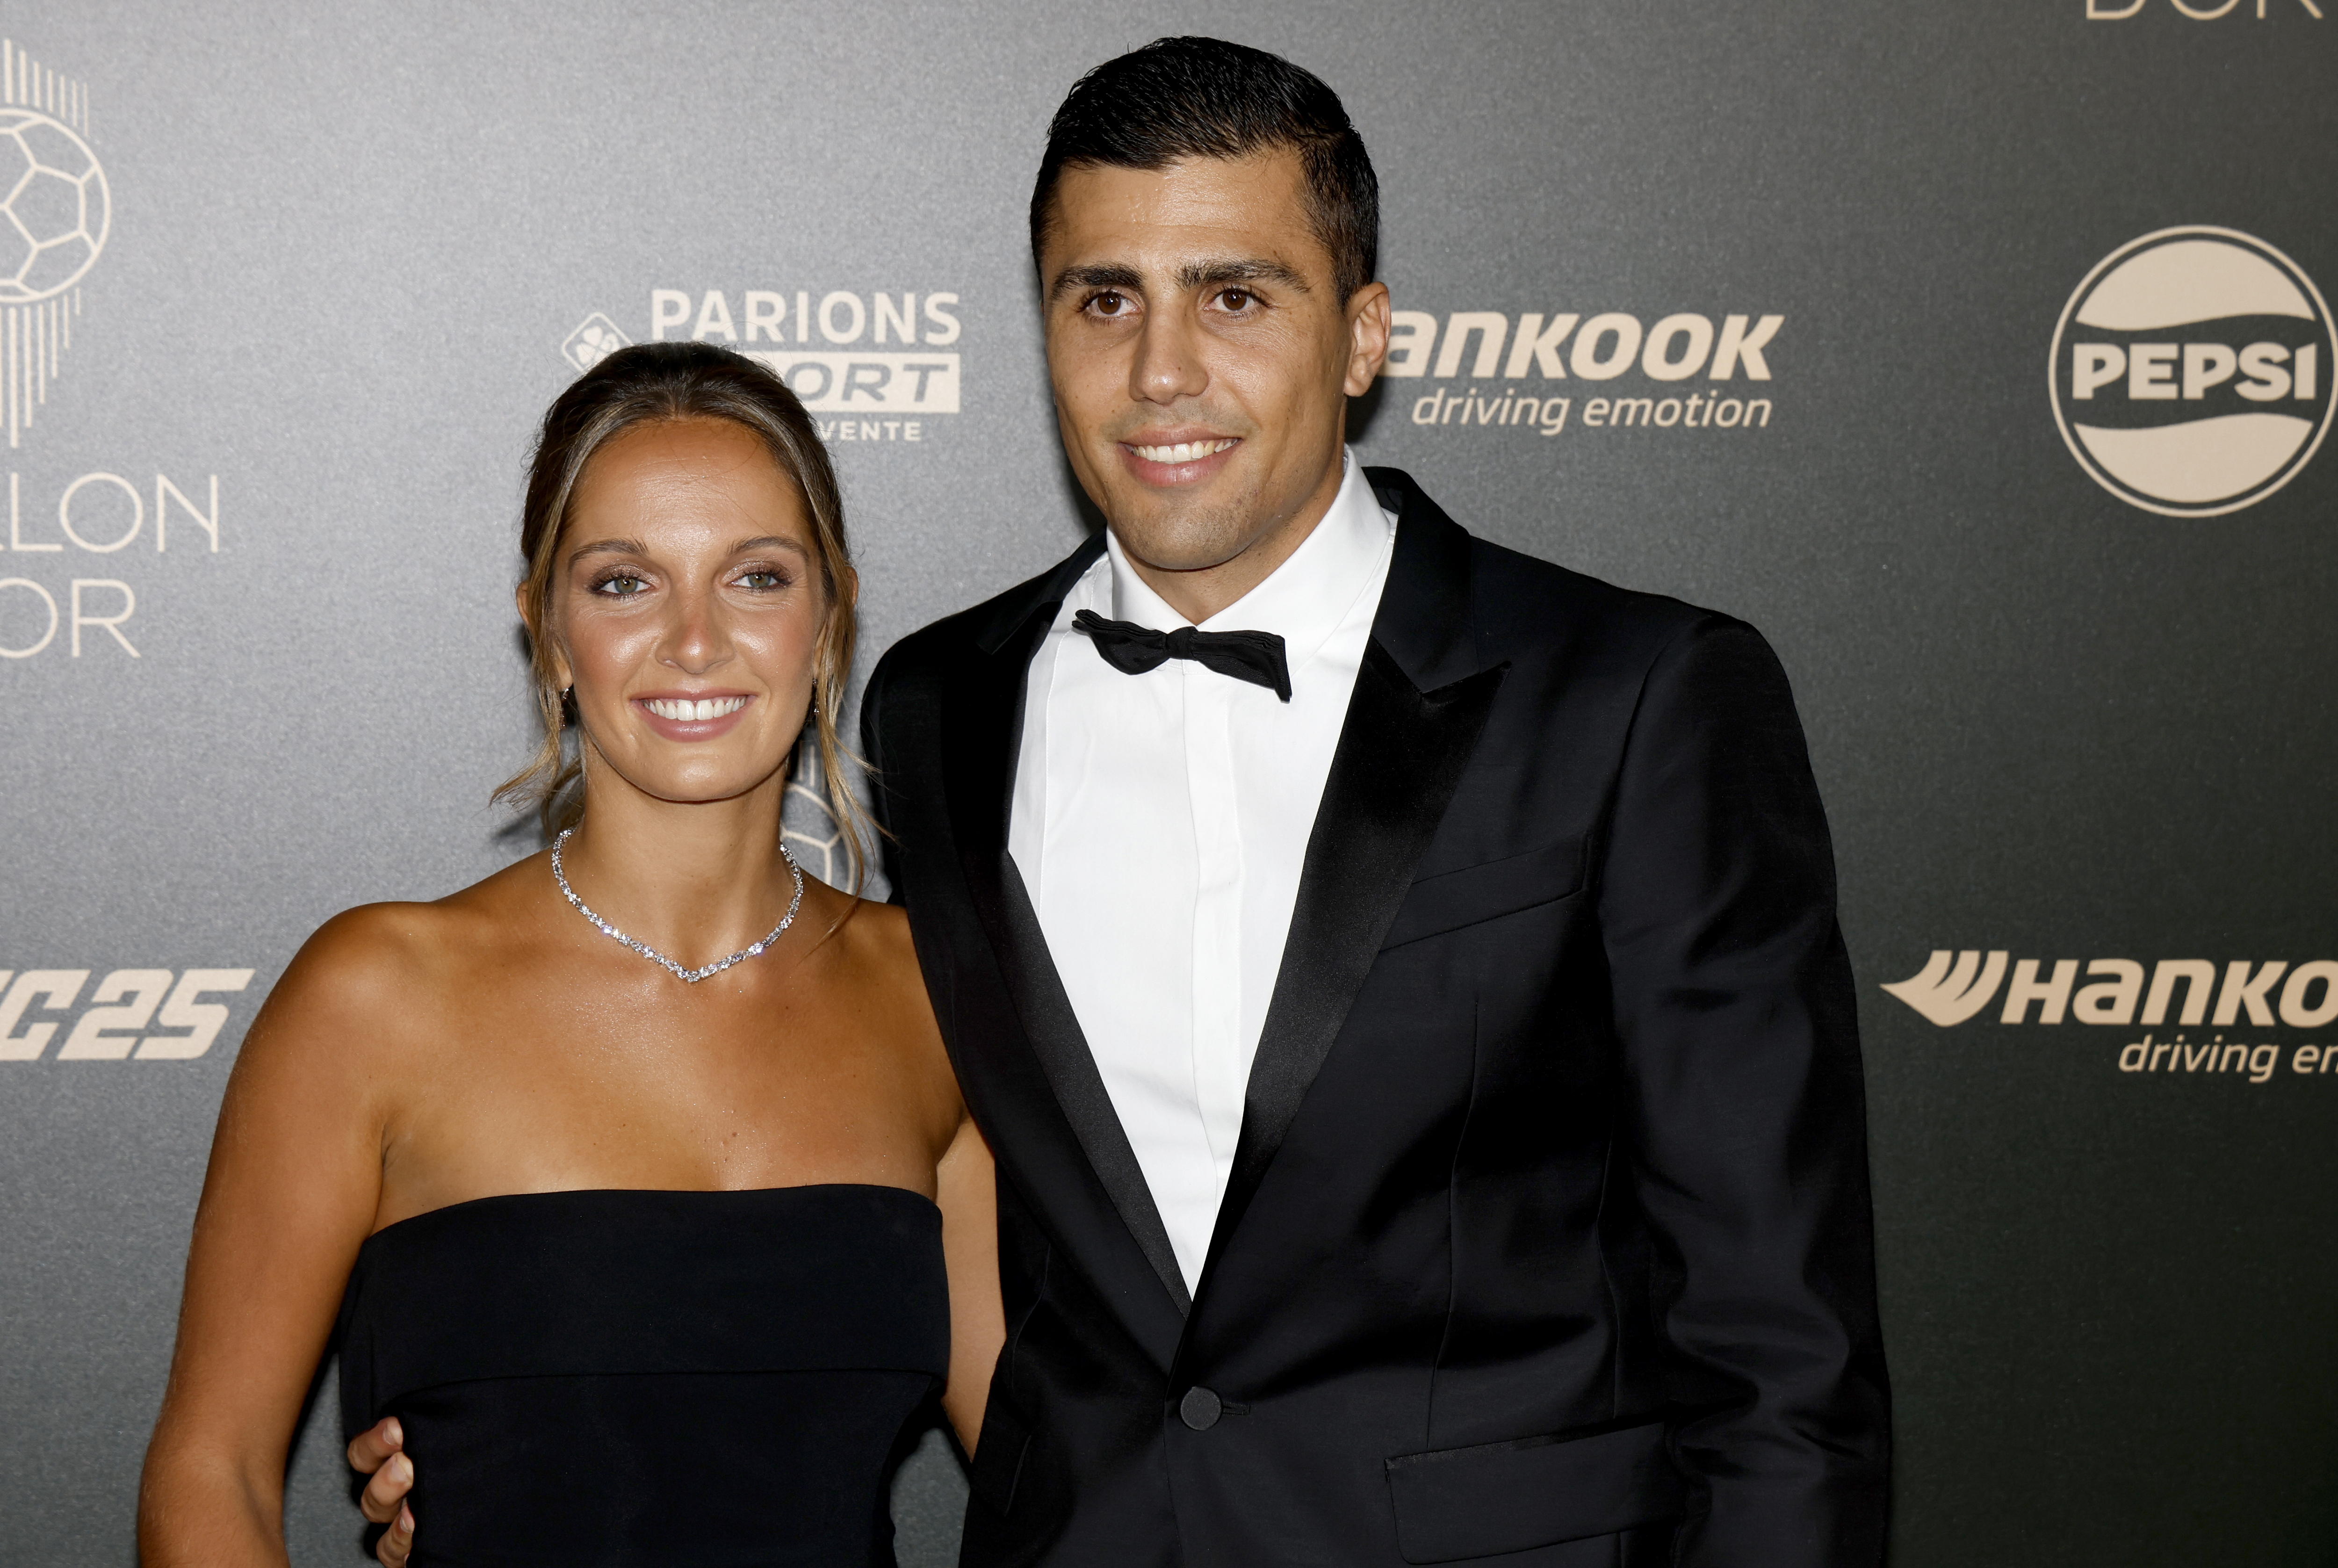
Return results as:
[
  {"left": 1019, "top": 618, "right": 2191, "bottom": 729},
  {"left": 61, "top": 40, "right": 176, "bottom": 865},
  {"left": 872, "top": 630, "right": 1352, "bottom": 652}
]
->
[{"left": 1343, "top": 282, "right": 1393, "bottom": 397}]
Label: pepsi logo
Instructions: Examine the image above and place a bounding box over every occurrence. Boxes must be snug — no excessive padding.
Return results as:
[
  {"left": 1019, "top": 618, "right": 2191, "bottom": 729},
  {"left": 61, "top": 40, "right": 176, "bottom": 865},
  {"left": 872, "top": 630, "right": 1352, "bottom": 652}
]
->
[{"left": 2049, "top": 227, "right": 2334, "bottom": 517}]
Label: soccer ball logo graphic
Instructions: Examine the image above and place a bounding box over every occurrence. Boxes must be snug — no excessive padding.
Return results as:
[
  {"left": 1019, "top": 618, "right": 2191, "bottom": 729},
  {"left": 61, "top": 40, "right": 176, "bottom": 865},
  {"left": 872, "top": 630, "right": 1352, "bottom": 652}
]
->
[{"left": 0, "top": 108, "right": 108, "bottom": 303}]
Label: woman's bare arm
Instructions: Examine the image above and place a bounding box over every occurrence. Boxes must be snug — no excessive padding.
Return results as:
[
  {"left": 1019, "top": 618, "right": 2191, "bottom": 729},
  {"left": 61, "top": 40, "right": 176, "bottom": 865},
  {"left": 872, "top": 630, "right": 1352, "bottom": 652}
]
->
[
  {"left": 137, "top": 909, "right": 415, "bottom": 1567},
  {"left": 935, "top": 1113, "right": 1003, "bottom": 1455}
]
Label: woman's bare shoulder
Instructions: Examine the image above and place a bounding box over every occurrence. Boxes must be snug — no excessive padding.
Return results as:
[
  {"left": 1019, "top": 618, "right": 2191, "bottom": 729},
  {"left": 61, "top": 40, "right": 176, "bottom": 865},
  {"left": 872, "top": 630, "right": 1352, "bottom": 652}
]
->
[
  {"left": 848, "top": 894, "right": 914, "bottom": 947},
  {"left": 823, "top": 895, "right": 946, "bottom": 1050},
  {"left": 258, "top": 857, "right": 547, "bottom": 1046},
  {"left": 815, "top": 889, "right": 917, "bottom": 975}
]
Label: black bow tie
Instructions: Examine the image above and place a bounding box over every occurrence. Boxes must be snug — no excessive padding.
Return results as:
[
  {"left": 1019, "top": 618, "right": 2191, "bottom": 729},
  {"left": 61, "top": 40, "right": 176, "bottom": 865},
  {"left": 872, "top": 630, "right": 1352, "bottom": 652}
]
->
[{"left": 1072, "top": 609, "right": 1292, "bottom": 702}]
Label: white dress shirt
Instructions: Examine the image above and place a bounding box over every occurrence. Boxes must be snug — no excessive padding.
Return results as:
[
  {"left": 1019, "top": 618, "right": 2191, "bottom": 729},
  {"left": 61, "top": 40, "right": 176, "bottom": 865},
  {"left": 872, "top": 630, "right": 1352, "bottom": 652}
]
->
[{"left": 1007, "top": 453, "right": 1397, "bottom": 1290}]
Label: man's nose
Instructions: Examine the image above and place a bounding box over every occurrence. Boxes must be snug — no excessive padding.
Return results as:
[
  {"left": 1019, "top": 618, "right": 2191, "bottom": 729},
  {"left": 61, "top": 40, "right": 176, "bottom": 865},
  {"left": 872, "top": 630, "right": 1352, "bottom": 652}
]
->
[{"left": 1129, "top": 306, "right": 1208, "bottom": 405}]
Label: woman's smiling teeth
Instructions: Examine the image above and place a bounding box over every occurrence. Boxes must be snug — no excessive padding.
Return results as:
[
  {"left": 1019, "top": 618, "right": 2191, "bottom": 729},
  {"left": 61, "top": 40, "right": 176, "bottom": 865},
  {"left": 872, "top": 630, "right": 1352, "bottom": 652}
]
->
[
  {"left": 1132, "top": 438, "right": 1237, "bottom": 464},
  {"left": 643, "top": 695, "right": 750, "bottom": 722}
]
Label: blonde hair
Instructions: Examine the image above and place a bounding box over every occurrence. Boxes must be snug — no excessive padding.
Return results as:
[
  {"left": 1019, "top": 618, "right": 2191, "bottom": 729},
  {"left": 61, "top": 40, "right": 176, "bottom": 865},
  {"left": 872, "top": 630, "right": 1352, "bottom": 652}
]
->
[{"left": 494, "top": 342, "right": 870, "bottom": 891}]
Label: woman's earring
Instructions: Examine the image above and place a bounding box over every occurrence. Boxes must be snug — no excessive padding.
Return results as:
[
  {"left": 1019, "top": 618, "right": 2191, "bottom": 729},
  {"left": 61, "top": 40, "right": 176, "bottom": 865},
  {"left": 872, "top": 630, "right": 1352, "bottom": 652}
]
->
[{"left": 559, "top": 686, "right": 577, "bottom": 729}]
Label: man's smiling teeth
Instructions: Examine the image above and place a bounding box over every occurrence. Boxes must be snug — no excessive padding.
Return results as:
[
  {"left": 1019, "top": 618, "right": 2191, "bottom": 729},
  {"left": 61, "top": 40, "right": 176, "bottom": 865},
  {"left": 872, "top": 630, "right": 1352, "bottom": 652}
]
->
[
  {"left": 1133, "top": 438, "right": 1237, "bottom": 464},
  {"left": 644, "top": 696, "right": 749, "bottom": 722}
]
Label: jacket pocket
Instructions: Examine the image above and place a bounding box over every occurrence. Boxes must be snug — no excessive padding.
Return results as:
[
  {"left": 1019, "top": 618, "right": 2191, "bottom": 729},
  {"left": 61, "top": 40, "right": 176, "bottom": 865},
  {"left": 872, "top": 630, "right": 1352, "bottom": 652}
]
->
[
  {"left": 968, "top": 1396, "right": 1032, "bottom": 1516},
  {"left": 1379, "top": 839, "right": 1585, "bottom": 952},
  {"left": 1384, "top": 1418, "right": 1683, "bottom": 1564}
]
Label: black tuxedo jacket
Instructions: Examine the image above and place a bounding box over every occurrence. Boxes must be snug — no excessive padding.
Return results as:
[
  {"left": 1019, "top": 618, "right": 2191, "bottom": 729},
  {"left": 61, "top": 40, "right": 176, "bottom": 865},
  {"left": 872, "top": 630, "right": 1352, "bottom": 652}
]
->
[{"left": 861, "top": 468, "right": 1889, "bottom": 1568}]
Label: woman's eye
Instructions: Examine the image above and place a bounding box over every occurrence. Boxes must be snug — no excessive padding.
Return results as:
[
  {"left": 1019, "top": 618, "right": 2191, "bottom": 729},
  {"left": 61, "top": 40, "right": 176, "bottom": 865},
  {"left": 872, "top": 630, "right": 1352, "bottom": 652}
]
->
[
  {"left": 592, "top": 573, "right": 647, "bottom": 596},
  {"left": 737, "top": 569, "right": 787, "bottom": 591}
]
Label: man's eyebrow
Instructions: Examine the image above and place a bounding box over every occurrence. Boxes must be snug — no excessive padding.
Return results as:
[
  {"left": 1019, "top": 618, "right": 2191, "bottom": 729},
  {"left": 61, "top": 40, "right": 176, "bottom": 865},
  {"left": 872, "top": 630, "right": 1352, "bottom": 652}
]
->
[
  {"left": 1179, "top": 257, "right": 1309, "bottom": 293},
  {"left": 1049, "top": 262, "right": 1143, "bottom": 302},
  {"left": 1048, "top": 257, "right": 1313, "bottom": 303}
]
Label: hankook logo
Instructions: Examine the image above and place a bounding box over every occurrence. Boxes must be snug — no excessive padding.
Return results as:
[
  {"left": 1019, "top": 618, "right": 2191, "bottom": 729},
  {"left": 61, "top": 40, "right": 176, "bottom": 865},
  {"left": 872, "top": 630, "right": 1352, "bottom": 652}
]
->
[
  {"left": 2050, "top": 227, "right": 2334, "bottom": 516},
  {"left": 1883, "top": 951, "right": 2338, "bottom": 1029},
  {"left": 1884, "top": 950, "right": 2338, "bottom": 1084},
  {"left": 1384, "top": 307, "right": 1783, "bottom": 438}
]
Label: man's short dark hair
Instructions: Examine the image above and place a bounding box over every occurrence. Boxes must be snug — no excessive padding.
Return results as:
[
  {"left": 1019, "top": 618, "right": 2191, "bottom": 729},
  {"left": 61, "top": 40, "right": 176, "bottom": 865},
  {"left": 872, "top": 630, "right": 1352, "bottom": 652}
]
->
[{"left": 1031, "top": 37, "right": 1380, "bottom": 303}]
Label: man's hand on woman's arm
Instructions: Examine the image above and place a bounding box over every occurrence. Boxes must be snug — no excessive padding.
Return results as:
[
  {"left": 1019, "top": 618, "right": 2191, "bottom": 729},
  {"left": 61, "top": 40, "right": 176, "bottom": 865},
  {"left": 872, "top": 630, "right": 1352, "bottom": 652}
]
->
[{"left": 347, "top": 1417, "right": 415, "bottom": 1568}]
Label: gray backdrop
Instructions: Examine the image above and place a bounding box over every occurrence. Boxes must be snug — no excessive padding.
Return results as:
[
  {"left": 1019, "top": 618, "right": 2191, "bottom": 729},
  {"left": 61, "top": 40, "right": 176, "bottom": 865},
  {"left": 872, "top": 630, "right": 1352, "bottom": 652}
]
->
[{"left": 2, "top": 2, "right": 2332, "bottom": 1564}]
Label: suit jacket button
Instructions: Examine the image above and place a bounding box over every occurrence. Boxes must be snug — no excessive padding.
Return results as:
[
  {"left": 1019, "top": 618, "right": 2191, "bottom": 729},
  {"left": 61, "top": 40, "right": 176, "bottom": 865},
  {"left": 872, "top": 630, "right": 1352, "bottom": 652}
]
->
[{"left": 1178, "top": 1387, "right": 1223, "bottom": 1430}]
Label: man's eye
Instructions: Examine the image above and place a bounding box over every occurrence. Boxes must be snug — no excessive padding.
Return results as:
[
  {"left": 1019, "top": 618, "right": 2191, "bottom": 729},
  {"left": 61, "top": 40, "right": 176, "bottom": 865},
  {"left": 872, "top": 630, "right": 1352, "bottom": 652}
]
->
[
  {"left": 1219, "top": 288, "right": 1255, "bottom": 312},
  {"left": 1090, "top": 290, "right": 1131, "bottom": 317},
  {"left": 593, "top": 573, "right": 647, "bottom": 596}
]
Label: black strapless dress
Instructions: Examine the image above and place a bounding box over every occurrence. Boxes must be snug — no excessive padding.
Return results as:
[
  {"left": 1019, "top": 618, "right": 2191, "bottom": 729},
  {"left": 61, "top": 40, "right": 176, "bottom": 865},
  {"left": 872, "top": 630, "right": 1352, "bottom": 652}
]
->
[{"left": 337, "top": 1185, "right": 948, "bottom": 1568}]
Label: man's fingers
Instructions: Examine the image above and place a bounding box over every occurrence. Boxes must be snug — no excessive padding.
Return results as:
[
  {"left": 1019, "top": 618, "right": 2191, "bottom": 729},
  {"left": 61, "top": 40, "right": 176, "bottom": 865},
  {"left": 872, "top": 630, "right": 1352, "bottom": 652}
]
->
[
  {"left": 350, "top": 1414, "right": 414, "bottom": 1565},
  {"left": 374, "top": 1504, "right": 413, "bottom": 1568},
  {"left": 359, "top": 1453, "right": 413, "bottom": 1524},
  {"left": 346, "top": 1416, "right": 404, "bottom": 1474}
]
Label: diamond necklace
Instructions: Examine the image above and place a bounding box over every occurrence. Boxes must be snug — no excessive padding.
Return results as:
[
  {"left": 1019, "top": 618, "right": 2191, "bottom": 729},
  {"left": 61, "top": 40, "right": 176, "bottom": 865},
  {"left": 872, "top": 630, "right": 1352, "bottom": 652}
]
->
[{"left": 550, "top": 827, "right": 803, "bottom": 984}]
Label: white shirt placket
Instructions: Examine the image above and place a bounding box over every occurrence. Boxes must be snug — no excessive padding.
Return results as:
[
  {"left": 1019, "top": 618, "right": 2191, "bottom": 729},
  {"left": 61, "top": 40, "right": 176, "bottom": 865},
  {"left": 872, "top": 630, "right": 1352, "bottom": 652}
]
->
[
  {"left": 1183, "top": 662, "right": 1249, "bottom": 1182},
  {"left": 1010, "top": 449, "right": 1396, "bottom": 1293}
]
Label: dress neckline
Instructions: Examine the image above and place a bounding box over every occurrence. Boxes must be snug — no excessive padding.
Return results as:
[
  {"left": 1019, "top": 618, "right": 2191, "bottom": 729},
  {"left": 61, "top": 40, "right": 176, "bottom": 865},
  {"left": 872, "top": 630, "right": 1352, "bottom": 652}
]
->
[{"left": 362, "top": 1182, "right": 939, "bottom": 1246}]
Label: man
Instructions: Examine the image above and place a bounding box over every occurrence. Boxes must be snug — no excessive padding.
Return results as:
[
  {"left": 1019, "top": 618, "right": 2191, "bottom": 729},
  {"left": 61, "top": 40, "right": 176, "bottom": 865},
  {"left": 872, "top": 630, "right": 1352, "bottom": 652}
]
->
[
  {"left": 864, "top": 35, "right": 1890, "bottom": 1566},
  {"left": 360, "top": 36, "right": 1889, "bottom": 1567}
]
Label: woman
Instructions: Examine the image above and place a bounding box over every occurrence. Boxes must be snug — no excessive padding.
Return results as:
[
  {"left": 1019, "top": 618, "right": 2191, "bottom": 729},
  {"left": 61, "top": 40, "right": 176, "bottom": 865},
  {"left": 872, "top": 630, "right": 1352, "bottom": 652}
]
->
[{"left": 138, "top": 342, "right": 1000, "bottom": 1567}]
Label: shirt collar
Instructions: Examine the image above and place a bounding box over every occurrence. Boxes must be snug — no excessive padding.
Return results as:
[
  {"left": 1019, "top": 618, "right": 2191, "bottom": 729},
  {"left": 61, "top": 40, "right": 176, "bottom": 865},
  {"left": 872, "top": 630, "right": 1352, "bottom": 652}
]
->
[{"left": 1101, "top": 448, "right": 1393, "bottom": 672}]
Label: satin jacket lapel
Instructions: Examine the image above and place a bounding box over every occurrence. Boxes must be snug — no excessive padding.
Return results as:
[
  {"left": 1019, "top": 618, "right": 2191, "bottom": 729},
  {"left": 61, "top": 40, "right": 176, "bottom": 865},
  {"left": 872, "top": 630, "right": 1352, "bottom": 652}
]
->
[
  {"left": 1198, "top": 472, "right": 1507, "bottom": 1288},
  {"left": 945, "top": 534, "right": 1194, "bottom": 1317}
]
